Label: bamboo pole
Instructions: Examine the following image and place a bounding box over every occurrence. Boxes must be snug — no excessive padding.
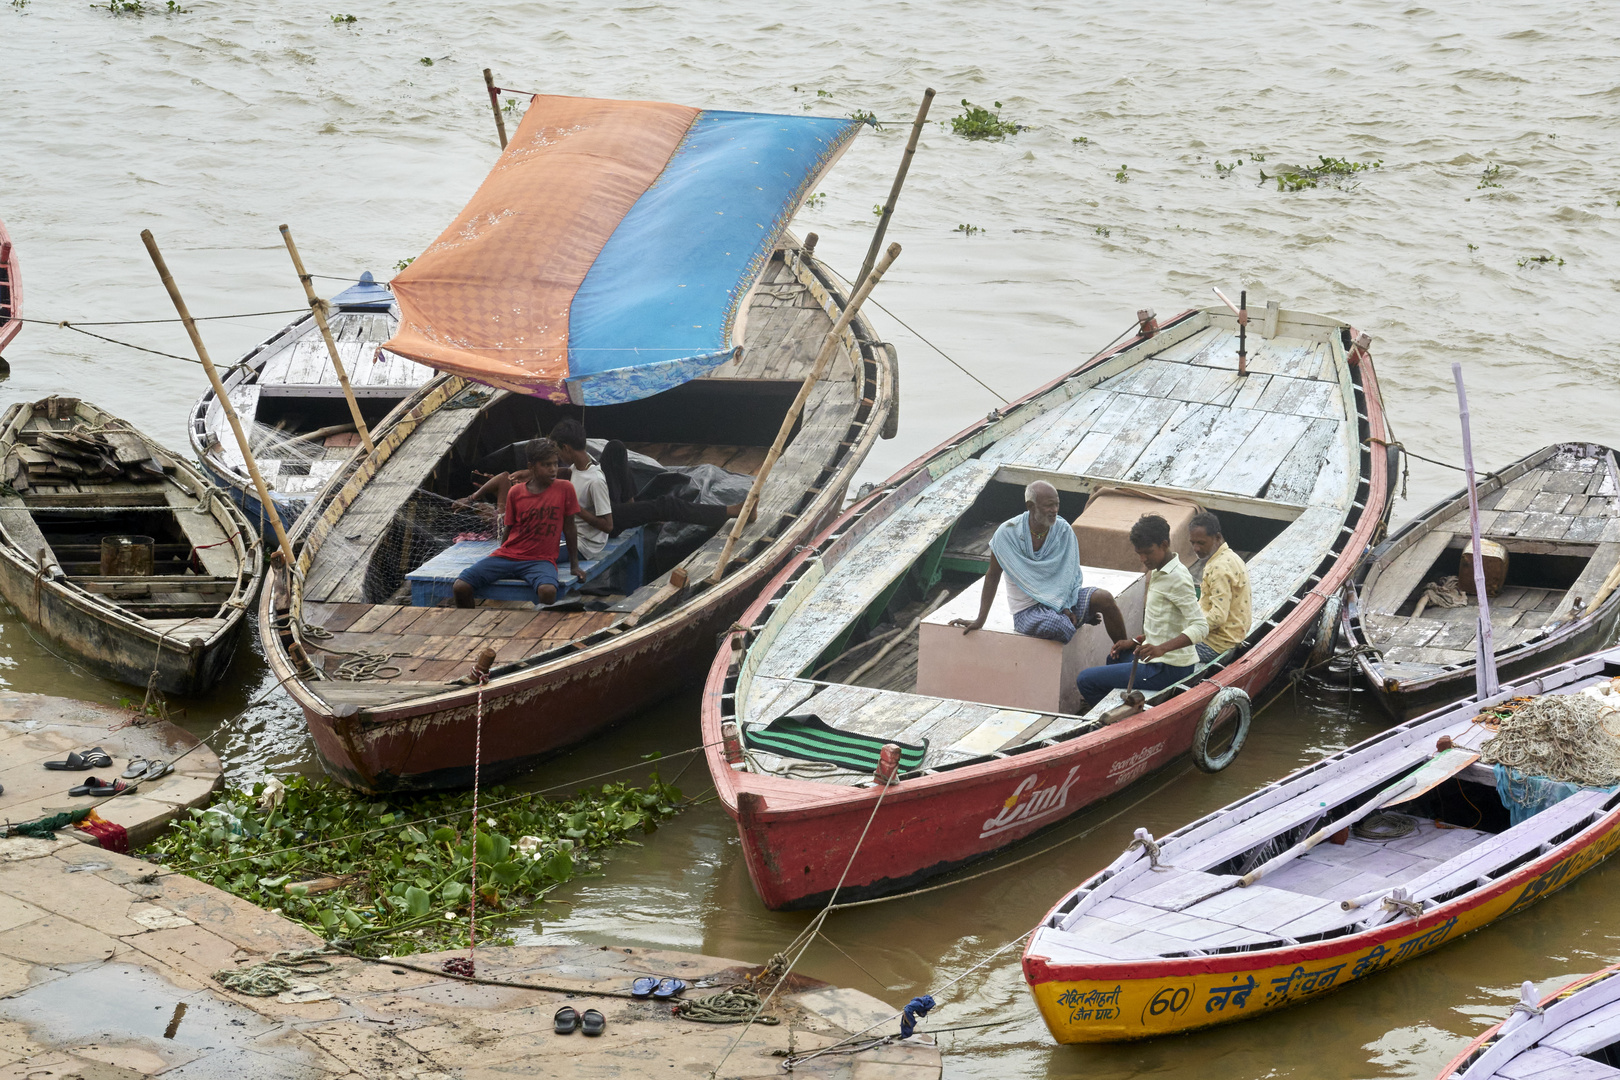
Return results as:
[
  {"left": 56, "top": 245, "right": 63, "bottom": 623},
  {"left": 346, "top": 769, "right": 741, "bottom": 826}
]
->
[
  {"left": 707, "top": 242, "right": 901, "bottom": 584},
  {"left": 278, "top": 225, "right": 375, "bottom": 455},
  {"left": 483, "top": 68, "right": 508, "bottom": 150},
  {"left": 140, "top": 230, "right": 295, "bottom": 569},
  {"left": 1453, "top": 362, "right": 1499, "bottom": 699},
  {"left": 853, "top": 89, "right": 933, "bottom": 294}
]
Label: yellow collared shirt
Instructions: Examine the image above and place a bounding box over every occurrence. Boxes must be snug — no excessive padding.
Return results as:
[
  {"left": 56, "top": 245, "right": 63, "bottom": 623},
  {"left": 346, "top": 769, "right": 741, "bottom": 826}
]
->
[{"left": 1199, "top": 542, "right": 1252, "bottom": 656}]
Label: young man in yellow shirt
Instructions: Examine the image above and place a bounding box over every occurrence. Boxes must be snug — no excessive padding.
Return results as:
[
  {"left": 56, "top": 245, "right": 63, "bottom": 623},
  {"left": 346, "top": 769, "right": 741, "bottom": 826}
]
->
[{"left": 1188, "top": 511, "right": 1251, "bottom": 665}]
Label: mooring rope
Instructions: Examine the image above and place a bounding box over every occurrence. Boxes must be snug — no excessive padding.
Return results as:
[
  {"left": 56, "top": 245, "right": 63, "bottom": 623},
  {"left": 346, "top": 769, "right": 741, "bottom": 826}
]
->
[{"left": 1480, "top": 692, "right": 1620, "bottom": 786}]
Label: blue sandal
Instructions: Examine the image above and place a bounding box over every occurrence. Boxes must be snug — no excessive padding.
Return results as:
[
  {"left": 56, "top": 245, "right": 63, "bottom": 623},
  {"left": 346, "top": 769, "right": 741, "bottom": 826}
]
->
[
  {"left": 631, "top": 977, "right": 658, "bottom": 998},
  {"left": 652, "top": 978, "right": 686, "bottom": 999}
]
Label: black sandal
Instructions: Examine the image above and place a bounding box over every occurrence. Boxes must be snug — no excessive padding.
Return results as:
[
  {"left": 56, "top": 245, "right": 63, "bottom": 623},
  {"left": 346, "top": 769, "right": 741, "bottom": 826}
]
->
[
  {"left": 554, "top": 1006, "right": 579, "bottom": 1034},
  {"left": 45, "top": 747, "right": 113, "bottom": 771},
  {"left": 580, "top": 1009, "right": 605, "bottom": 1036}
]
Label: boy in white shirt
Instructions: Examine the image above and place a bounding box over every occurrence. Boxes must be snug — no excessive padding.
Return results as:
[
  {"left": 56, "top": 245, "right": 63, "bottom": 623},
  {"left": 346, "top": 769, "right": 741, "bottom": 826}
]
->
[{"left": 547, "top": 420, "right": 614, "bottom": 560}]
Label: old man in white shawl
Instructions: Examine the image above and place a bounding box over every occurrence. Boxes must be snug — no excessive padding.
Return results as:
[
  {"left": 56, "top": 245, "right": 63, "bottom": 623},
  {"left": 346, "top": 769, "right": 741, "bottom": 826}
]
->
[{"left": 950, "top": 481, "right": 1126, "bottom": 644}]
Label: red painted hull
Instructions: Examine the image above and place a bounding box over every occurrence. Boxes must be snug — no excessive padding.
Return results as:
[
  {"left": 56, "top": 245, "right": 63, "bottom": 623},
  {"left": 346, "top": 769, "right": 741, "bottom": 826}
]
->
[
  {"left": 0, "top": 218, "right": 21, "bottom": 354},
  {"left": 704, "top": 315, "right": 1392, "bottom": 910}
]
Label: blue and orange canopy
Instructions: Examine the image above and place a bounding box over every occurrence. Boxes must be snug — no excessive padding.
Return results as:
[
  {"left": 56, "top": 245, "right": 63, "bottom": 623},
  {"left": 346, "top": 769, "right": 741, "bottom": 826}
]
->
[{"left": 385, "top": 95, "right": 861, "bottom": 405}]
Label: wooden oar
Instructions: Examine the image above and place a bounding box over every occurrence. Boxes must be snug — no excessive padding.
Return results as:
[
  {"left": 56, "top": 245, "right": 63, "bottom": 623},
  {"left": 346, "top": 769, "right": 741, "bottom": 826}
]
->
[{"left": 1238, "top": 746, "right": 1480, "bottom": 888}]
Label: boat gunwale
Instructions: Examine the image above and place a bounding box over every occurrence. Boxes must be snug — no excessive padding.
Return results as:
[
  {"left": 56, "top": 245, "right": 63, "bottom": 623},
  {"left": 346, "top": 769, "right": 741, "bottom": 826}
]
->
[
  {"left": 1438, "top": 961, "right": 1620, "bottom": 1079},
  {"left": 0, "top": 399, "right": 263, "bottom": 652},
  {"left": 0, "top": 217, "right": 20, "bottom": 354},
  {"left": 703, "top": 309, "right": 1390, "bottom": 824},
  {"left": 1345, "top": 441, "right": 1620, "bottom": 698},
  {"left": 1021, "top": 646, "right": 1620, "bottom": 987},
  {"left": 261, "top": 244, "right": 897, "bottom": 727}
]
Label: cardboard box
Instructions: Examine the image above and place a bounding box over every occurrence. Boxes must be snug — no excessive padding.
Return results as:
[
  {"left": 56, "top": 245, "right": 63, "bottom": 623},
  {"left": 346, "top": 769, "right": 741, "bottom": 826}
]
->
[{"left": 1072, "top": 492, "right": 1200, "bottom": 572}]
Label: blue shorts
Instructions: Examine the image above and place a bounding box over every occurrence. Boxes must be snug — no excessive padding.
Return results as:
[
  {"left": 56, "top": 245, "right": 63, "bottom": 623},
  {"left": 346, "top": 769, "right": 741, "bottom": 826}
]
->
[{"left": 456, "top": 555, "right": 558, "bottom": 594}]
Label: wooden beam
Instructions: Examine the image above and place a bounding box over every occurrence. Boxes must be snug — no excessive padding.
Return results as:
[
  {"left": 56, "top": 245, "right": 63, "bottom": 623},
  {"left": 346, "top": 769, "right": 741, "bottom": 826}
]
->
[{"left": 278, "top": 225, "right": 375, "bottom": 454}]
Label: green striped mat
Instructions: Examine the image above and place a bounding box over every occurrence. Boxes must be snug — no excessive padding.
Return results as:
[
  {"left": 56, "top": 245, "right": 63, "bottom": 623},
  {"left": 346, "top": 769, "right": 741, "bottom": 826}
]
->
[{"left": 744, "top": 713, "right": 928, "bottom": 773}]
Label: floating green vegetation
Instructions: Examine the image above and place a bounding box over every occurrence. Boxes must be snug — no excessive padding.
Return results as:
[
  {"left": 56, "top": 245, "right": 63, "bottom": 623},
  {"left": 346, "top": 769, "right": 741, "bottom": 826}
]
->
[
  {"left": 1094, "top": 225, "right": 1111, "bottom": 237},
  {"left": 848, "top": 110, "right": 882, "bottom": 130},
  {"left": 1478, "top": 163, "right": 1503, "bottom": 190},
  {"left": 1115, "top": 164, "right": 1131, "bottom": 183},
  {"left": 950, "top": 100, "right": 1024, "bottom": 141},
  {"left": 330, "top": 12, "right": 356, "bottom": 23},
  {"left": 871, "top": 204, "right": 884, "bottom": 217},
  {"left": 418, "top": 56, "right": 435, "bottom": 66},
  {"left": 1214, "top": 159, "right": 1242, "bottom": 179},
  {"left": 11, "top": 0, "right": 29, "bottom": 10},
  {"left": 1260, "top": 156, "right": 1382, "bottom": 192},
  {"left": 804, "top": 192, "right": 826, "bottom": 210},
  {"left": 1071, "top": 135, "right": 1088, "bottom": 146},
  {"left": 394, "top": 257, "right": 416, "bottom": 271},
  {"left": 954, "top": 223, "right": 984, "bottom": 236},
  {"left": 147, "top": 774, "right": 684, "bottom": 957},
  {"left": 1467, "top": 243, "right": 1479, "bottom": 252},
  {"left": 1517, "top": 254, "right": 1564, "bottom": 269}
]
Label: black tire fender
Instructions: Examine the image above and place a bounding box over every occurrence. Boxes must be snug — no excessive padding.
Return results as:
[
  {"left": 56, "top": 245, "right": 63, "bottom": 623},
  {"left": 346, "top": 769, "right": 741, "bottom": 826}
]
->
[{"left": 1192, "top": 686, "right": 1251, "bottom": 773}]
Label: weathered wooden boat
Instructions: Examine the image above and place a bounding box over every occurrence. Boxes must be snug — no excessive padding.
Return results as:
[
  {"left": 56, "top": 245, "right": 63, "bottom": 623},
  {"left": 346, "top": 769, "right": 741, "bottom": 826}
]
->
[
  {"left": 260, "top": 94, "right": 893, "bottom": 792},
  {"left": 1344, "top": 443, "right": 1620, "bottom": 720},
  {"left": 0, "top": 397, "right": 262, "bottom": 695},
  {"left": 1023, "top": 645, "right": 1620, "bottom": 1043},
  {"left": 187, "top": 272, "right": 434, "bottom": 535},
  {"left": 0, "top": 217, "right": 20, "bottom": 356},
  {"left": 1441, "top": 963, "right": 1620, "bottom": 1078},
  {"left": 702, "top": 302, "right": 1395, "bottom": 910}
]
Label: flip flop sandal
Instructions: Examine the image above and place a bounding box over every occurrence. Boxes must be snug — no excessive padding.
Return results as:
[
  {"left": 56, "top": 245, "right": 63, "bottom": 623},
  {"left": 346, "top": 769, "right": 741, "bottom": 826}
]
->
[
  {"left": 141, "top": 759, "right": 171, "bottom": 782},
  {"left": 652, "top": 978, "right": 686, "bottom": 999},
  {"left": 553, "top": 1006, "right": 579, "bottom": 1034},
  {"left": 630, "top": 977, "right": 658, "bottom": 998},
  {"left": 580, "top": 1009, "right": 605, "bottom": 1037},
  {"left": 68, "top": 777, "right": 132, "bottom": 798},
  {"left": 122, "top": 758, "right": 150, "bottom": 780}
]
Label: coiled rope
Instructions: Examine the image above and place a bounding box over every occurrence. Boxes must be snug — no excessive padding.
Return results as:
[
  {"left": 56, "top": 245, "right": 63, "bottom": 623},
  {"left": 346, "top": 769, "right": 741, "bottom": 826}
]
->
[
  {"left": 1480, "top": 692, "right": 1620, "bottom": 787},
  {"left": 675, "top": 987, "right": 779, "bottom": 1025},
  {"left": 213, "top": 950, "right": 336, "bottom": 996}
]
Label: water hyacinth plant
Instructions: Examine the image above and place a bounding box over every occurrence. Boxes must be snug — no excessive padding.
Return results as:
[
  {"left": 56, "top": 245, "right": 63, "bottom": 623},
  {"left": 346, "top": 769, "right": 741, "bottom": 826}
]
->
[
  {"left": 147, "top": 774, "right": 684, "bottom": 956},
  {"left": 950, "top": 100, "right": 1024, "bottom": 141},
  {"left": 1260, "top": 156, "right": 1382, "bottom": 192}
]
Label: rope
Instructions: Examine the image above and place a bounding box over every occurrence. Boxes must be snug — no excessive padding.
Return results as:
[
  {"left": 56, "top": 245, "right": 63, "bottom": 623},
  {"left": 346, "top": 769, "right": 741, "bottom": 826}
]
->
[
  {"left": 1479, "top": 693, "right": 1620, "bottom": 786},
  {"left": 213, "top": 950, "right": 336, "bottom": 996},
  {"left": 675, "top": 987, "right": 779, "bottom": 1025},
  {"left": 449, "top": 674, "right": 488, "bottom": 977},
  {"left": 1126, "top": 828, "right": 1169, "bottom": 870},
  {"left": 21, "top": 309, "right": 306, "bottom": 328},
  {"left": 1352, "top": 812, "right": 1418, "bottom": 841}
]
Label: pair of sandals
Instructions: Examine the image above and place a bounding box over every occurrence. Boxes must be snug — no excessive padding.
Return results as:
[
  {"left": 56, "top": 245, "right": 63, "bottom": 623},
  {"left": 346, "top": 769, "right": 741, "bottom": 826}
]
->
[
  {"left": 630, "top": 977, "right": 686, "bottom": 999},
  {"left": 553, "top": 1007, "right": 605, "bottom": 1035}
]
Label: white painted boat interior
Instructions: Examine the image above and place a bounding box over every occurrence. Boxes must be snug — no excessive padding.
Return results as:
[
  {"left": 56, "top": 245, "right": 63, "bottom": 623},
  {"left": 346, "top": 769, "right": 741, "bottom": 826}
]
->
[
  {"left": 1355, "top": 443, "right": 1620, "bottom": 683},
  {"left": 1458, "top": 968, "right": 1620, "bottom": 1077},
  {"left": 1025, "top": 652, "right": 1620, "bottom": 970},
  {"left": 730, "top": 307, "right": 1369, "bottom": 788}
]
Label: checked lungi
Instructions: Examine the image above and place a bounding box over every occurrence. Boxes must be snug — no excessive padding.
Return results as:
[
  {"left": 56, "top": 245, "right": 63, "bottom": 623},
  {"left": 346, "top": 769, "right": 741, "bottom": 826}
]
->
[{"left": 1011, "top": 586, "right": 1097, "bottom": 644}]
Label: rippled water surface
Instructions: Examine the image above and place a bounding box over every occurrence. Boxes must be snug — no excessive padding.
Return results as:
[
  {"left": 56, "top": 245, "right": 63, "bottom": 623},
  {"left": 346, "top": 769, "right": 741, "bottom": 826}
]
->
[{"left": 5, "top": 1, "right": 1620, "bottom": 1076}]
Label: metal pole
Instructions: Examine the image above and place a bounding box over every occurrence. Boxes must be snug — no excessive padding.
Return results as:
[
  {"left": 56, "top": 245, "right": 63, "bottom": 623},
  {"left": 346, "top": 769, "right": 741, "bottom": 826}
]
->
[
  {"left": 483, "top": 68, "right": 508, "bottom": 150},
  {"left": 708, "top": 242, "right": 902, "bottom": 584},
  {"left": 1453, "top": 362, "right": 1498, "bottom": 698},
  {"left": 279, "top": 226, "right": 375, "bottom": 455},
  {"left": 853, "top": 89, "right": 933, "bottom": 293},
  {"left": 140, "top": 230, "right": 296, "bottom": 570}
]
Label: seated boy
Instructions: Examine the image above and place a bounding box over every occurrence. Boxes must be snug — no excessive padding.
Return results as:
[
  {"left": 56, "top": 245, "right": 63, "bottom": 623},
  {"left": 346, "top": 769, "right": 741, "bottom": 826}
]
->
[
  {"left": 1073, "top": 513, "right": 1209, "bottom": 712},
  {"left": 546, "top": 419, "right": 614, "bottom": 560},
  {"left": 451, "top": 438, "right": 582, "bottom": 608}
]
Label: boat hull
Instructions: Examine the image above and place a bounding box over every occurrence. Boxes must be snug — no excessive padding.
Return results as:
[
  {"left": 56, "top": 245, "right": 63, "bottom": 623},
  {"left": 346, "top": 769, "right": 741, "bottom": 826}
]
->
[
  {"left": 198, "top": 456, "right": 303, "bottom": 538},
  {"left": 1026, "top": 803, "right": 1620, "bottom": 1042}
]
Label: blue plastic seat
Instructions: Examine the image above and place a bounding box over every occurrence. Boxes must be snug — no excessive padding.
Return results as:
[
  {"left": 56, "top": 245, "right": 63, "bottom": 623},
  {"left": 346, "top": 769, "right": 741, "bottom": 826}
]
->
[{"left": 404, "top": 529, "right": 648, "bottom": 606}]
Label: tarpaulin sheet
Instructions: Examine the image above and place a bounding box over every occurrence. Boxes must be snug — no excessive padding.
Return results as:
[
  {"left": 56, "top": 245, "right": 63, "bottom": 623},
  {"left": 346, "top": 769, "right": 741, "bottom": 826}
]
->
[{"left": 386, "top": 95, "right": 859, "bottom": 405}]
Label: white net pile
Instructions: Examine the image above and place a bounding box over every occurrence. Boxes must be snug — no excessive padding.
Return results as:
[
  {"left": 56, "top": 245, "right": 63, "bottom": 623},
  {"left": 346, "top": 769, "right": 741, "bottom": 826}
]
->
[{"left": 1478, "top": 692, "right": 1620, "bottom": 787}]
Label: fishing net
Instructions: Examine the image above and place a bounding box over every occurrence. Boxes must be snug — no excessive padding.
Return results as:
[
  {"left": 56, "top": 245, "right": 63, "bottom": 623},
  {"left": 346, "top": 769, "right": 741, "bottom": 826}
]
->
[{"left": 1478, "top": 692, "right": 1620, "bottom": 787}]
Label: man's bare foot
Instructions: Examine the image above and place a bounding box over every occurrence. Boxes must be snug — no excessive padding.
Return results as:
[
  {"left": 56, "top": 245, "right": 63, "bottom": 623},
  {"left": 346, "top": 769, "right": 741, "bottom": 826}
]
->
[{"left": 725, "top": 502, "right": 758, "bottom": 524}]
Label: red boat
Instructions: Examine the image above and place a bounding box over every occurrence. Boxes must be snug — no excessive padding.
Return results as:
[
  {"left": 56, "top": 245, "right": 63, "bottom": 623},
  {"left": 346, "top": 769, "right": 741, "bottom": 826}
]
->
[
  {"left": 702, "top": 303, "right": 1395, "bottom": 910},
  {"left": 0, "top": 218, "right": 21, "bottom": 356}
]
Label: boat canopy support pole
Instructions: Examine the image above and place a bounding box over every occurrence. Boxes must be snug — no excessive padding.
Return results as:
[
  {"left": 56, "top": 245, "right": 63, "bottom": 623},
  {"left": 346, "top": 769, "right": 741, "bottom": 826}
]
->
[
  {"left": 278, "top": 225, "right": 375, "bottom": 455},
  {"left": 483, "top": 68, "right": 509, "bottom": 150},
  {"left": 853, "top": 88, "right": 933, "bottom": 294},
  {"left": 708, "top": 242, "right": 902, "bottom": 585},
  {"left": 1453, "top": 362, "right": 1499, "bottom": 698},
  {"left": 140, "top": 230, "right": 297, "bottom": 570}
]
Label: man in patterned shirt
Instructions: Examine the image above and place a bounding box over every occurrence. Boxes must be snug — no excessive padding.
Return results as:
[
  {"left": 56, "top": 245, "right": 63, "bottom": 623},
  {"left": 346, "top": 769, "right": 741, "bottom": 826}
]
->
[{"left": 1188, "top": 511, "right": 1251, "bottom": 665}]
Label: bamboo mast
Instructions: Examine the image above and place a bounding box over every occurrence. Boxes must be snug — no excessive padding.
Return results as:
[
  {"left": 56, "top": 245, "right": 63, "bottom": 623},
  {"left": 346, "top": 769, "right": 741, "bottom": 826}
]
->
[
  {"left": 1453, "top": 362, "right": 1499, "bottom": 699},
  {"left": 483, "top": 69, "right": 509, "bottom": 150},
  {"left": 853, "top": 89, "right": 934, "bottom": 293},
  {"left": 278, "top": 225, "right": 375, "bottom": 455},
  {"left": 707, "top": 242, "right": 901, "bottom": 584},
  {"left": 140, "top": 230, "right": 295, "bottom": 569}
]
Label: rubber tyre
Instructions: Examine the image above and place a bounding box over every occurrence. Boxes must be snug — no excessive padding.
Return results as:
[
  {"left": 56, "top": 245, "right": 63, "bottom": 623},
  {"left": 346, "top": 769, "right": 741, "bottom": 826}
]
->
[
  {"left": 1192, "top": 686, "right": 1251, "bottom": 773},
  {"left": 1305, "top": 591, "right": 1344, "bottom": 670}
]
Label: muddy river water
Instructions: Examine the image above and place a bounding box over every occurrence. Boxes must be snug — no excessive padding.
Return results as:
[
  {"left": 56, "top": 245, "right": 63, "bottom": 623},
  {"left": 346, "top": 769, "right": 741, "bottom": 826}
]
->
[{"left": 5, "top": 0, "right": 1620, "bottom": 1075}]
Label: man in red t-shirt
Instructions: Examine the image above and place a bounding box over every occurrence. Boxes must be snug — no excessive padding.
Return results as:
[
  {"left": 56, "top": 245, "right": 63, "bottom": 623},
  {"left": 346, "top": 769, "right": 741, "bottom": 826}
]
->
[{"left": 452, "top": 439, "right": 582, "bottom": 608}]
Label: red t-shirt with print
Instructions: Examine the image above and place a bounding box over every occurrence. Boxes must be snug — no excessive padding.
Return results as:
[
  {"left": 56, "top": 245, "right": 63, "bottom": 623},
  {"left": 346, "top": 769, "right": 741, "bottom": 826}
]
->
[{"left": 493, "top": 479, "right": 580, "bottom": 563}]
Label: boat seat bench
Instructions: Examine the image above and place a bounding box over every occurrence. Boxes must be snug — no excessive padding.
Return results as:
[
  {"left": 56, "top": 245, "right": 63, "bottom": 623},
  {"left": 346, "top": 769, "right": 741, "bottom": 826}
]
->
[{"left": 404, "top": 530, "right": 648, "bottom": 606}]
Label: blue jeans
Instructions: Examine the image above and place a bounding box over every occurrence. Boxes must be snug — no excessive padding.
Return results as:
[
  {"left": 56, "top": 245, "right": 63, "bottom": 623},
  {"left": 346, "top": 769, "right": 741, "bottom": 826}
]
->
[
  {"left": 456, "top": 555, "right": 559, "bottom": 594},
  {"left": 1075, "top": 653, "right": 1195, "bottom": 708}
]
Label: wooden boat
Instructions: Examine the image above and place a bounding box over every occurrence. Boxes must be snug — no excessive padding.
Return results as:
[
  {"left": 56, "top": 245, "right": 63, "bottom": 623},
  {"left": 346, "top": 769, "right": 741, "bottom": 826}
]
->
[
  {"left": 1441, "top": 963, "right": 1620, "bottom": 1078},
  {"left": 187, "top": 272, "right": 434, "bottom": 534},
  {"left": 1344, "top": 443, "right": 1620, "bottom": 719},
  {"left": 259, "top": 95, "right": 892, "bottom": 792},
  {"left": 0, "top": 397, "right": 262, "bottom": 695},
  {"left": 702, "top": 303, "right": 1395, "bottom": 910},
  {"left": 1022, "top": 645, "right": 1620, "bottom": 1043},
  {"left": 0, "top": 217, "right": 20, "bottom": 356}
]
